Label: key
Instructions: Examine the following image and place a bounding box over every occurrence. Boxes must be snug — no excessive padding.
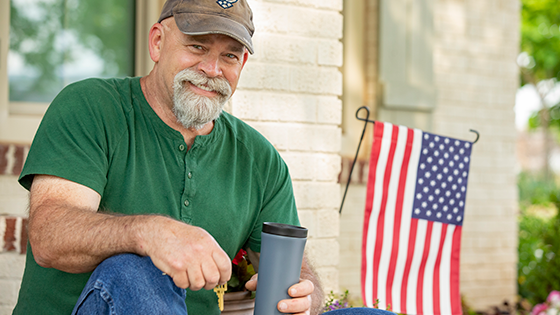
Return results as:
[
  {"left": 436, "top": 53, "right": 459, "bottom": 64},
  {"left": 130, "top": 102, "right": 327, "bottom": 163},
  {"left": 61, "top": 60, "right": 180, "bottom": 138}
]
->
[{"left": 214, "top": 284, "right": 227, "bottom": 311}]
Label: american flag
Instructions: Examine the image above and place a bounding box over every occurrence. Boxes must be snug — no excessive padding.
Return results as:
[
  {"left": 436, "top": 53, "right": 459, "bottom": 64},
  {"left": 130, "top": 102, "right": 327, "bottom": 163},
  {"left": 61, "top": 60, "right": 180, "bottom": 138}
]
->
[{"left": 361, "top": 122, "right": 472, "bottom": 315}]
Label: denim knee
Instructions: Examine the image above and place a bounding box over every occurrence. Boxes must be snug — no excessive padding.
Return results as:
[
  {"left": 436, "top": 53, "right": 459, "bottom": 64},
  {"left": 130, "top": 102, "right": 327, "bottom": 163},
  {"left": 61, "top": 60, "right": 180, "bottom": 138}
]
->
[{"left": 72, "top": 254, "right": 188, "bottom": 315}]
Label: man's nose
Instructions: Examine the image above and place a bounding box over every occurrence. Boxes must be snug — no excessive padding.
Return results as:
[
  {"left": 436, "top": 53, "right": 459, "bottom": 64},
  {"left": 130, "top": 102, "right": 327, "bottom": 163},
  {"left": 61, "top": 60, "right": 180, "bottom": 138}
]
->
[{"left": 197, "top": 55, "right": 222, "bottom": 78}]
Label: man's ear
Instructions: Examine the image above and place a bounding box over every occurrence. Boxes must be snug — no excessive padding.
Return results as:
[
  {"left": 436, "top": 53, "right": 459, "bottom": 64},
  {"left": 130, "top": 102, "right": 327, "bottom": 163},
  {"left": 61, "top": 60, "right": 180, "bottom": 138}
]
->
[
  {"left": 241, "top": 49, "right": 250, "bottom": 69},
  {"left": 148, "top": 23, "right": 164, "bottom": 63}
]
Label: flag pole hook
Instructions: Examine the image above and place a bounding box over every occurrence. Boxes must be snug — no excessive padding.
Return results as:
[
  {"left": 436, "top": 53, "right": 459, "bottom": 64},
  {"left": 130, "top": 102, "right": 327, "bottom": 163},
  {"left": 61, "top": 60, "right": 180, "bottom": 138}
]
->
[
  {"left": 470, "top": 129, "right": 480, "bottom": 144},
  {"left": 339, "top": 106, "right": 373, "bottom": 214},
  {"left": 339, "top": 107, "right": 481, "bottom": 215}
]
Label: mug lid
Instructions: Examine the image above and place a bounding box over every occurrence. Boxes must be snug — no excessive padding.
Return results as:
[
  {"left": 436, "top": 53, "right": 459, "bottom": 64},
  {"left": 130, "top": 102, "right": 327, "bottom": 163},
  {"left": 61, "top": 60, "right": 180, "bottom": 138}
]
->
[{"left": 262, "top": 222, "right": 308, "bottom": 238}]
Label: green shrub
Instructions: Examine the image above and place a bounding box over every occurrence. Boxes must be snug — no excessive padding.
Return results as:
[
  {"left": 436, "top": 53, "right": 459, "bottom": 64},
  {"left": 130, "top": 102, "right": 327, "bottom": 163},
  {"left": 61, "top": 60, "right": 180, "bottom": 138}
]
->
[{"left": 517, "top": 173, "right": 560, "bottom": 305}]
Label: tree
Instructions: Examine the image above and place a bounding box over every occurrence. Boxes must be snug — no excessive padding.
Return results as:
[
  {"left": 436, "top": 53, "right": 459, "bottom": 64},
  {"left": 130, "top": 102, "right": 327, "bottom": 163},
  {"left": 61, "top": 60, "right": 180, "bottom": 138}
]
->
[{"left": 519, "top": 0, "right": 560, "bottom": 180}]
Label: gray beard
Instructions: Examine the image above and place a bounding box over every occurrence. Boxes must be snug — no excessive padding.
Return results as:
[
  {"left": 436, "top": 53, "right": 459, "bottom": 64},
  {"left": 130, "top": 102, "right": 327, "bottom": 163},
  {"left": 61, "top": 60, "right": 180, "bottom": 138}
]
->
[{"left": 172, "top": 68, "right": 232, "bottom": 130}]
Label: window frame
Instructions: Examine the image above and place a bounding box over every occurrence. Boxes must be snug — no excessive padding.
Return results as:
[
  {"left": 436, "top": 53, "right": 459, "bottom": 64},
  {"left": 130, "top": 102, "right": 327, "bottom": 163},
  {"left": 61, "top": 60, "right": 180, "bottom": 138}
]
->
[{"left": 0, "top": 0, "right": 160, "bottom": 142}]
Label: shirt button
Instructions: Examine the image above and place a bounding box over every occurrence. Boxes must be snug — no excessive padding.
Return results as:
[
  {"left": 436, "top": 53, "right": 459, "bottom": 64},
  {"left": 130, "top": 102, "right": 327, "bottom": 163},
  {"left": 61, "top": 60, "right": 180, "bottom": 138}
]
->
[
  {"left": 179, "top": 144, "right": 185, "bottom": 151},
  {"left": 187, "top": 172, "right": 192, "bottom": 179},
  {"left": 184, "top": 200, "right": 190, "bottom": 207}
]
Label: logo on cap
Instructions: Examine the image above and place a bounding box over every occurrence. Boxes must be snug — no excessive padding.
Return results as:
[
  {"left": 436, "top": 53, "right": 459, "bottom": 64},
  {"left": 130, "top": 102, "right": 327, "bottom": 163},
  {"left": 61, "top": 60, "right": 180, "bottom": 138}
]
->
[{"left": 216, "top": 0, "right": 238, "bottom": 9}]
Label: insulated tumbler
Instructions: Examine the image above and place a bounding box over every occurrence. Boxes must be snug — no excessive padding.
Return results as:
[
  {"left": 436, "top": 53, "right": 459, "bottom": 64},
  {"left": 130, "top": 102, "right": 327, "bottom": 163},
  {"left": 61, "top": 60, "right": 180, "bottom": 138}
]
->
[{"left": 253, "top": 222, "right": 308, "bottom": 315}]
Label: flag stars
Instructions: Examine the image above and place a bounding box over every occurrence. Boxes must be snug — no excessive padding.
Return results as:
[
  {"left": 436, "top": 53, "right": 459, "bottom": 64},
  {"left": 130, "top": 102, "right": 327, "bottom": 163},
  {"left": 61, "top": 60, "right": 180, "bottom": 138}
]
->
[{"left": 413, "top": 132, "right": 472, "bottom": 226}]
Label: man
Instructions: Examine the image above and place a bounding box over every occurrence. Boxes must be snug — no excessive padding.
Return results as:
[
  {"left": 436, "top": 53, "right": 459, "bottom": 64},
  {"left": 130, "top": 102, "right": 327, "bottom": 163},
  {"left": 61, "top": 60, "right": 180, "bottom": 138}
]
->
[
  {"left": 13, "top": 0, "right": 321, "bottom": 314},
  {"left": 13, "top": 1, "right": 395, "bottom": 314}
]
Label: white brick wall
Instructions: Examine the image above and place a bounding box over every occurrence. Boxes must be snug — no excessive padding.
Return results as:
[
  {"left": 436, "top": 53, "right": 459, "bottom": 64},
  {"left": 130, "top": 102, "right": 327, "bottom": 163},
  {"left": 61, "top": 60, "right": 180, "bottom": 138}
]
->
[
  {"left": 0, "top": 253, "right": 25, "bottom": 314},
  {"left": 432, "top": 0, "right": 520, "bottom": 310},
  {"left": 232, "top": 0, "right": 343, "bottom": 293}
]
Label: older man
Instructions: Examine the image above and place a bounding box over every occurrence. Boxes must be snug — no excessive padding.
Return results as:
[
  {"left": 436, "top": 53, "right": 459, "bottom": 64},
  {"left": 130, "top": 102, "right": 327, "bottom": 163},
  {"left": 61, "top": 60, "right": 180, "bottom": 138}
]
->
[{"left": 12, "top": 0, "right": 394, "bottom": 314}]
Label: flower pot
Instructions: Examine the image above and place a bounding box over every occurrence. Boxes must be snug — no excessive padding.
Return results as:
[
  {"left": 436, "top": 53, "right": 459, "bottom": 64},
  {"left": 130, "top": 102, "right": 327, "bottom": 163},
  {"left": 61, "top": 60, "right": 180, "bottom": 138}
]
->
[{"left": 222, "top": 291, "right": 255, "bottom": 315}]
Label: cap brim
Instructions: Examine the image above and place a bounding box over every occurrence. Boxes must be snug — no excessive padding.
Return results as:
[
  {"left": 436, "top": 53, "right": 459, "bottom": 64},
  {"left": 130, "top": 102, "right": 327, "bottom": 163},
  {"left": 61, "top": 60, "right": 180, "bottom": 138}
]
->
[{"left": 174, "top": 12, "right": 254, "bottom": 54}]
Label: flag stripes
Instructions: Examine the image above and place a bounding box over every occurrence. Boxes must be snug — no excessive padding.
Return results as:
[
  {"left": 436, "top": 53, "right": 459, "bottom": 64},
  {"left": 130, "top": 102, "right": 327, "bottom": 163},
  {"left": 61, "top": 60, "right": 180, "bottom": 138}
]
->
[{"left": 362, "top": 122, "right": 467, "bottom": 315}]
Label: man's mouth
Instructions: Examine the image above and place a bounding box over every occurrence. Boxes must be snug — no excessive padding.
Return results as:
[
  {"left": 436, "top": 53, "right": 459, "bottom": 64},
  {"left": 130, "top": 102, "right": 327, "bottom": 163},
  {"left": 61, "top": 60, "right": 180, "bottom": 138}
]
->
[{"left": 191, "top": 82, "right": 214, "bottom": 92}]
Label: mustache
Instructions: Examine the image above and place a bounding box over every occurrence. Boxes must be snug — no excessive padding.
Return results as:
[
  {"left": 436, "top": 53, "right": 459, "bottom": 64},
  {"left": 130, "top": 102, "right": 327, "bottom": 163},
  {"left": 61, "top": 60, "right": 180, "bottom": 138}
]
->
[{"left": 174, "top": 68, "right": 232, "bottom": 97}]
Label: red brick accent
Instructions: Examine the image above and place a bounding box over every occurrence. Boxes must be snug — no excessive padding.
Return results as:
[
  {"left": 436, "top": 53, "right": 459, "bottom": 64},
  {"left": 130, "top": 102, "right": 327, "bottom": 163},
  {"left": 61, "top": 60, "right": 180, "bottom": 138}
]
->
[
  {"left": 338, "top": 156, "right": 369, "bottom": 185},
  {"left": 0, "top": 143, "right": 30, "bottom": 176},
  {"left": 1, "top": 216, "right": 28, "bottom": 255},
  {"left": 0, "top": 144, "right": 8, "bottom": 175}
]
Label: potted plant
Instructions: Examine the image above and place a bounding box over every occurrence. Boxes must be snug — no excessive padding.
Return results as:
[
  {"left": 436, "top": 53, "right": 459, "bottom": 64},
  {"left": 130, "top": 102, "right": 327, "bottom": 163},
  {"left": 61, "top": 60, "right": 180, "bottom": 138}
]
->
[{"left": 221, "top": 249, "right": 257, "bottom": 314}]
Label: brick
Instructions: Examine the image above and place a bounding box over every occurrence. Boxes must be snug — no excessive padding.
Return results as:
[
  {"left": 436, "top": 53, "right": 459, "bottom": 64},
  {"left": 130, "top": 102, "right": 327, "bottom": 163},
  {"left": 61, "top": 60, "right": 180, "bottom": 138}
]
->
[
  {"left": 263, "top": 0, "right": 342, "bottom": 11},
  {"left": 317, "top": 39, "right": 343, "bottom": 67},
  {"left": 0, "top": 253, "right": 26, "bottom": 279},
  {"left": 238, "top": 62, "right": 291, "bottom": 91},
  {"left": 261, "top": 34, "right": 317, "bottom": 65},
  {"left": 282, "top": 152, "right": 340, "bottom": 181},
  {"left": 315, "top": 266, "right": 339, "bottom": 294},
  {"left": 316, "top": 96, "right": 342, "bottom": 125},
  {"left": 297, "top": 209, "right": 317, "bottom": 239},
  {"left": 0, "top": 279, "right": 20, "bottom": 308},
  {"left": 292, "top": 181, "right": 340, "bottom": 210},
  {"left": 249, "top": 122, "right": 340, "bottom": 152},
  {"left": 316, "top": 210, "right": 339, "bottom": 238},
  {"left": 305, "top": 238, "right": 339, "bottom": 267},
  {"left": 290, "top": 66, "right": 342, "bottom": 95},
  {"left": 231, "top": 91, "right": 318, "bottom": 123},
  {"left": 253, "top": 2, "right": 342, "bottom": 39}
]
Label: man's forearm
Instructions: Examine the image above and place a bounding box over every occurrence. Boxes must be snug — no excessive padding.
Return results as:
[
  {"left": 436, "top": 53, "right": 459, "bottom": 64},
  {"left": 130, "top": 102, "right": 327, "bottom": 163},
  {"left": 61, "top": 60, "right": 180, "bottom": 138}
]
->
[
  {"left": 301, "top": 255, "right": 324, "bottom": 315},
  {"left": 29, "top": 204, "right": 152, "bottom": 273}
]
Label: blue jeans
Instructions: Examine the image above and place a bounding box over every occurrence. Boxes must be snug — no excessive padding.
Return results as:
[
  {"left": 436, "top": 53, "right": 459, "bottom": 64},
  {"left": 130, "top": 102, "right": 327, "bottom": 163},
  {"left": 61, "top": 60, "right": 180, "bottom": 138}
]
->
[
  {"left": 72, "top": 254, "right": 188, "bottom": 315},
  {"left": 72, "top": 253, "right": 394, "bottom": 315}
]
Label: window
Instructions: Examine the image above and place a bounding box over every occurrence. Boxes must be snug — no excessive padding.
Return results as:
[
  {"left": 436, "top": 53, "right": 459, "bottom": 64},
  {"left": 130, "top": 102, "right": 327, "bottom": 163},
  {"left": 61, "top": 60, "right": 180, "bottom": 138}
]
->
[
  {"left": 8, "top": 0, "right": 136, "bottom": 106},
  {"left": 0, "top": 0, "right": 160, "bottom": 141}
]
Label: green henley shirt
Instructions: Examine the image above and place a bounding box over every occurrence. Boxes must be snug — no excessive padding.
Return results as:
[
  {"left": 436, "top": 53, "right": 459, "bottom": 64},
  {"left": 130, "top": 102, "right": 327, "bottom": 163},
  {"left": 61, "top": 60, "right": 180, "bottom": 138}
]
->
[{"left": 14, "top": 77, "right": 299, "bottom": 315}]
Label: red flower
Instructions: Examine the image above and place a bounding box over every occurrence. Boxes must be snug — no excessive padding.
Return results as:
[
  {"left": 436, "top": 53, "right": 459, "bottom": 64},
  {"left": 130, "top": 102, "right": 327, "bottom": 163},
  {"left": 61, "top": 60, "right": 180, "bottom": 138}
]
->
[{"left": 232, "top": 249, "right": 247, "bottom": 265}]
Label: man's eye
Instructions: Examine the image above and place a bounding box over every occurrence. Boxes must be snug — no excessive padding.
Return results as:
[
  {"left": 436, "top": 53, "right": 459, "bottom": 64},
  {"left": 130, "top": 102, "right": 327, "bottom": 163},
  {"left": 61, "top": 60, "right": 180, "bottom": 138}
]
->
[
  {"left": 226, "top": 53, "right": 238, "bottom": 59},
  {"left": 192, "top": 45, "right": 203, "bottom": 50}
]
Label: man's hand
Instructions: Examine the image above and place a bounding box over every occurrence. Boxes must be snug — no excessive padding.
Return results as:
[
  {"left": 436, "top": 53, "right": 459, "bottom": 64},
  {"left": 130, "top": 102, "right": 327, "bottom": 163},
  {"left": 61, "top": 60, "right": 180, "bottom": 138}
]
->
[
  {"left": 139, "top": 217, "right": 232, "bottom": 291},
  {"left": 278, "top": 279, "right": 315, "bottom": 314},
  {"left": 244, "top": 274, "right": 316, "bottom": 315}
]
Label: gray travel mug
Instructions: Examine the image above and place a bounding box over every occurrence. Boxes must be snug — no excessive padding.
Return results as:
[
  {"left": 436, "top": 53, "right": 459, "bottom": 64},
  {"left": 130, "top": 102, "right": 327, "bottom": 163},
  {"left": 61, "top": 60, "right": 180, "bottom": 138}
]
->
[{"left": 253, "top": 222, "right": 308, "bottom": 315}]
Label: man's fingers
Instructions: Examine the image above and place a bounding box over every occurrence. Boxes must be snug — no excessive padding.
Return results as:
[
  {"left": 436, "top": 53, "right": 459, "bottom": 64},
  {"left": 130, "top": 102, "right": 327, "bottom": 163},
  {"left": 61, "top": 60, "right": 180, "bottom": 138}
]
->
[
  {"left": 288, "top": 279, "right": 314, "bottom": 298},
  {"left": 201, "top": 261, "right": 221, "bottom": 290},
  {"left": 212, "top": 250, "right": 232, "bottom": 285},
  {"left": 277, "top": 295, "right": 311, "bottom": 314},
  {"left": 170, "top": 271, "right": 190, "bottom": 289},
  {"left": 186, "top": 266, "right": 206, "bottom": 291},
  {"left": 245, "top": 273, "right": 258, "bottom": 291}
]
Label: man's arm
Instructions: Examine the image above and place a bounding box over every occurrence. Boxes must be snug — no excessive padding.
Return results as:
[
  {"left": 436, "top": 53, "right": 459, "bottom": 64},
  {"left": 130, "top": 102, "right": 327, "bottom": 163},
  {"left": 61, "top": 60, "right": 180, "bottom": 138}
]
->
[{"left": 28, "top": 174, "right": 231, "bottom": 290}]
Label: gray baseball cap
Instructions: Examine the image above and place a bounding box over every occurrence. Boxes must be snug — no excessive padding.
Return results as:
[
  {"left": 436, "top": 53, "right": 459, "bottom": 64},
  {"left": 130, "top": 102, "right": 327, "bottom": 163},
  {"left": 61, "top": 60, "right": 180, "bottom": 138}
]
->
[{"left": 158, "top": 0, "right": 255, "bottom": 54}]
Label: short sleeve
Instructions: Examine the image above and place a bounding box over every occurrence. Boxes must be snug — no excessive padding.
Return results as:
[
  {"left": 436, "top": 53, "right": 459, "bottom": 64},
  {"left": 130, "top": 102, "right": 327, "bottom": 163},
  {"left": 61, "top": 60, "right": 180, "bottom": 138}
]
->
[{"left": 19, "top": 79, "right": 127, "bottom": 196}]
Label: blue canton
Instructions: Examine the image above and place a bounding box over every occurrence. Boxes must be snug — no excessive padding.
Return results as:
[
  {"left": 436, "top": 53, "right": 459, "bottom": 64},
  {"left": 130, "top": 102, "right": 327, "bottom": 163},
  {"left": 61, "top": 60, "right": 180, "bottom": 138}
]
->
[
  {"left": 217, "top": 0, "right": 238, "bottom": 9},
  {"left": 411, "top": 132, "right": 472, "bottom": 226}
]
